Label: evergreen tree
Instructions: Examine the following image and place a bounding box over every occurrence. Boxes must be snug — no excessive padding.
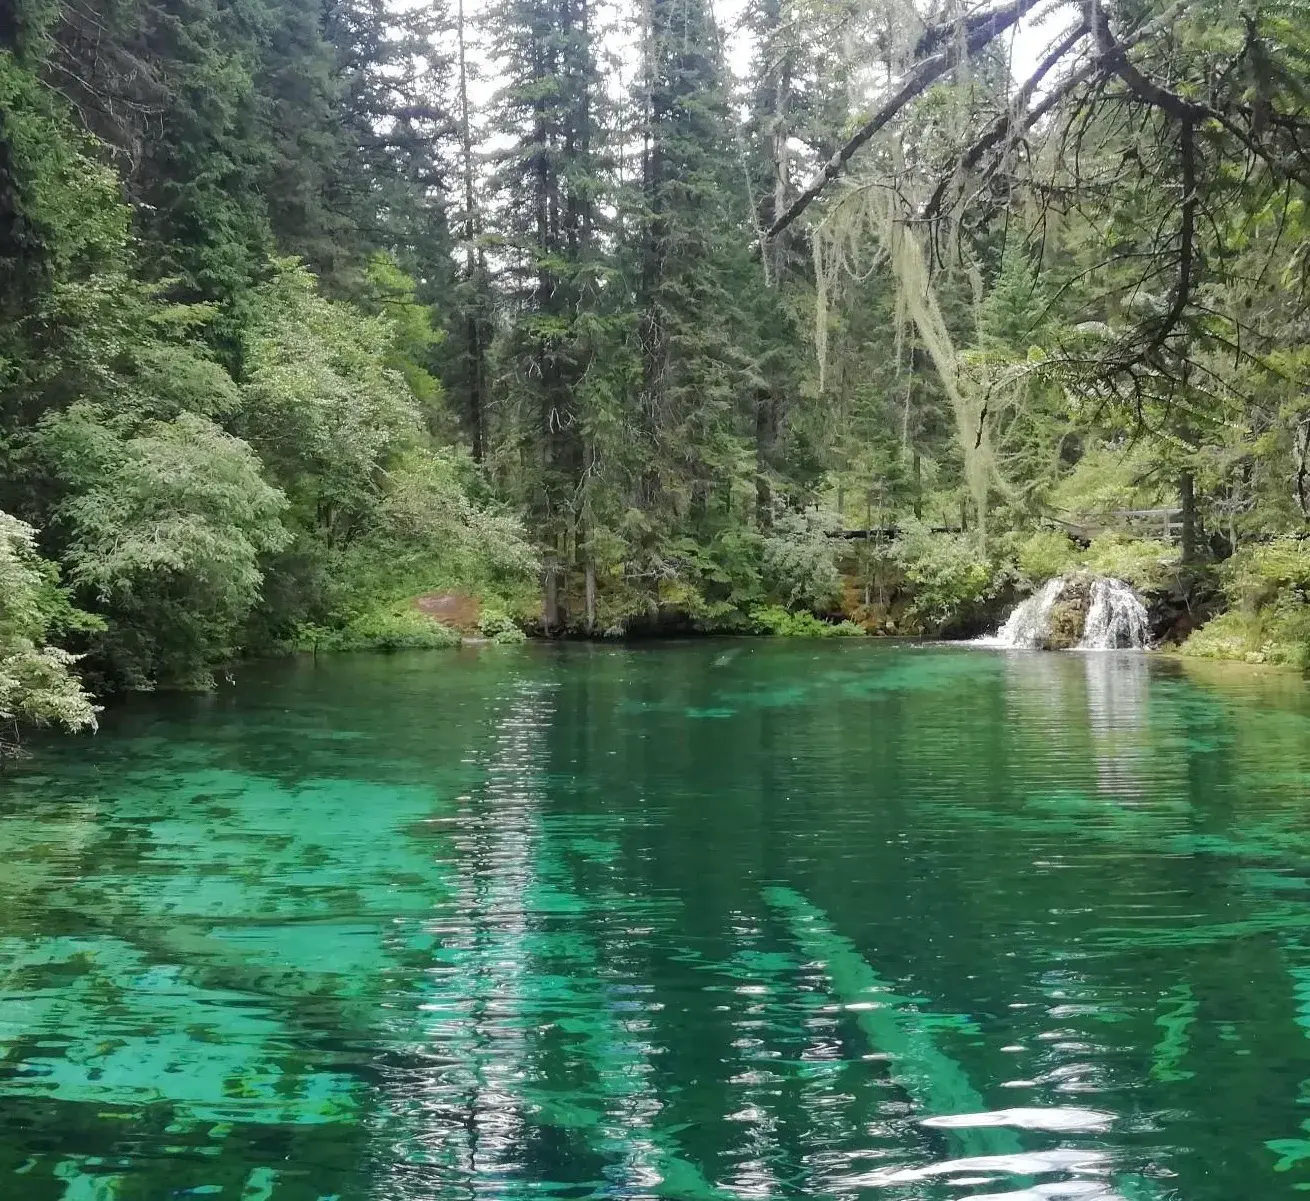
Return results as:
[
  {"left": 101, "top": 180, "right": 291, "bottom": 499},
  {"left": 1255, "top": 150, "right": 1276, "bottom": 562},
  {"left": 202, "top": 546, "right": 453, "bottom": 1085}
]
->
[
  {"left": 485, "top": 0, "right": 617, "bottom": 629},
  {"left": 627, "top": 0, "right": 759, "bottom": 615}
]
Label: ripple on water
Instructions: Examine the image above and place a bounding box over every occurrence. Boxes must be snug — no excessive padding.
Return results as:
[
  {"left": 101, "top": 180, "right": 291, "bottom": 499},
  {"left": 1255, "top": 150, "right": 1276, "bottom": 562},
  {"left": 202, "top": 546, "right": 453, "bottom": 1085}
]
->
[{"left": 1, "top": 643, "right": 1309, "bottom": 1198}]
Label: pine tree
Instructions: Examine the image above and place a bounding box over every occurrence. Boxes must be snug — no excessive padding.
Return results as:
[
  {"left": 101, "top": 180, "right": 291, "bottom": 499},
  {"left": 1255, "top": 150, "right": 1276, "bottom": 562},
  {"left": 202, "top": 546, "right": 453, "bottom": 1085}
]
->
[
  {"left": 485, "top": 0, "right": 614, "bottom": 630},
  {"left": 445, "top": 0, "right": 494, "bottom": 463},
  {"left": 318, "top": 0, "right": 457, "bottom": 297},
  {"left": 630, "top": 0, "right": 751, "bottom": 568}
]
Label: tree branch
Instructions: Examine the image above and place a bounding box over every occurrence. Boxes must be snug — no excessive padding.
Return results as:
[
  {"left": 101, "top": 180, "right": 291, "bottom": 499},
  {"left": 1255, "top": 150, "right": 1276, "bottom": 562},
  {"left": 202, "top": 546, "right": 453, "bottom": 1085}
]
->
[
  {"left": 765, "top": 0, "right": 1045, "bottom": 238},
  {"left": 1149, "top": 118, "right": 1197, "bottom": 353},
  {"left": 923, "top": 18, "right": 1092, "bottom": 220}
]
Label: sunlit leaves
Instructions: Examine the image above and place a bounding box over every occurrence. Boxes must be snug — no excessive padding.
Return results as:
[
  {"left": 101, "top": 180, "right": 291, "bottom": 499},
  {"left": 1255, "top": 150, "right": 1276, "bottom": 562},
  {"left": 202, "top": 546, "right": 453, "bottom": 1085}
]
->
[{"left": 0, "top": 510, "right": 97, "bottom": 744}]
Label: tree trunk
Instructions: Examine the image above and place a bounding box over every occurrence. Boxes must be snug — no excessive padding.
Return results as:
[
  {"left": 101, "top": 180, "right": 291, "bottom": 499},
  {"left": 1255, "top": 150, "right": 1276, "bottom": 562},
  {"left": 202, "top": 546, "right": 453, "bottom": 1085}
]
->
[
  {"left": 543, "top": 557, "right": 560, "bottom": 634},
  {"left": 584, "top": 557, "right": 597, "bottom": 634},
  {"left": 1179, "top": 469, "right": 1198, "bottom": 563},
  {"left": 457, "top": 0, "right": 485, "bottom": 462},
  {"left": 466, "top": 311, "right": 484, "bottom": 462},
  {"left": 767, "top": 11, "right": 791, "bottom": 287},
  {"left": 755, "top": 389, "right": 775, "bottom": 529},
  {"left": 1294, "top": 415, "right": 1310, "bottom": 520}
]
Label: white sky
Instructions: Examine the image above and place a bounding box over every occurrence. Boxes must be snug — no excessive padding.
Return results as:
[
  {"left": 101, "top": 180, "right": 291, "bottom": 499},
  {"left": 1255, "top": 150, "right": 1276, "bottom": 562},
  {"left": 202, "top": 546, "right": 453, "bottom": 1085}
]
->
[
  {"left": 447, "top": 0, "right": 1084, "bottom": 187},
  {"left": 456, "top": 0, "right": 1083, "bottom": 102}
]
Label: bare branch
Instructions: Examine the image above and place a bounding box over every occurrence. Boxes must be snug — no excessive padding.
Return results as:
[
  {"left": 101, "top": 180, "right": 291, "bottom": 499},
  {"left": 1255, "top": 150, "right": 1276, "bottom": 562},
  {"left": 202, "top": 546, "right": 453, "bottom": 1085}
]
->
[
  {"left": 923, "top": 18, "right": 1091, "bottom": 219},
  {"left": 1148, "top": 118, "right": 1196, "bottom": 353},
  {"left": 765, "top": 0, "right": 1045, "bottom": 238}
]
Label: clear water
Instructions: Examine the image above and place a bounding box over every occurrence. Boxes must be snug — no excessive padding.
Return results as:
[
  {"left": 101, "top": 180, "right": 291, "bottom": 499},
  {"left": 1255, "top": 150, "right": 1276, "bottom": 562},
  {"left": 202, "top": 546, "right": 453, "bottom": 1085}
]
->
[{"left": 4, "top": 642, "right": 1310, "bottom": 1200}]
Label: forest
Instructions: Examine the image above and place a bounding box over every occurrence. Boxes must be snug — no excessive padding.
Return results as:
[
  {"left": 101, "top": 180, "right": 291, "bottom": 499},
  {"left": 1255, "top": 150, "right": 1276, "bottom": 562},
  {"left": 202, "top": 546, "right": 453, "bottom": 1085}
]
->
[{"left": 5, "top": 0, "right": 1310, "bottom": 740}]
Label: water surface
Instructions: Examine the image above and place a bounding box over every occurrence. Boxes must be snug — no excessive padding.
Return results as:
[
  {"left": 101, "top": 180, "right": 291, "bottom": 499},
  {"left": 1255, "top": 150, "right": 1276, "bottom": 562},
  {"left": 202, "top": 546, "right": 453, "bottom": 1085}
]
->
[{"left": 4, "top": 641, "right": 1310, "bottom": 1199}]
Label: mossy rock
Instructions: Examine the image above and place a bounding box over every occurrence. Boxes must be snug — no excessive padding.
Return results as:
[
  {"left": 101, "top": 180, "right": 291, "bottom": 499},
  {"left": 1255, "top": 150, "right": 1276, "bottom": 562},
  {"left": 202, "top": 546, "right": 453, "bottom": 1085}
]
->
[
  {"left": 1043, "top": 598, "right": 1085, "bottom": 649},
  {"left": 1039, "top": 575, "right": 1092, "bottom": 649}
]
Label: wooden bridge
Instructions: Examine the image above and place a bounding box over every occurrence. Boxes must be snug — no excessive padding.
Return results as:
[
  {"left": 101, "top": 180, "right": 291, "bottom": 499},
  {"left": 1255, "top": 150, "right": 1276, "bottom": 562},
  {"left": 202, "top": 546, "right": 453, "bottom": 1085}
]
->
[
  {"left": 831, "top": 525, "right": 962, "bottom": 540},
  {"left": 1048, "top": 508, "right": 1184, "bottom": 545},
  {"left": 830, "top": 509, "right": 1185, "bottom": 544}
]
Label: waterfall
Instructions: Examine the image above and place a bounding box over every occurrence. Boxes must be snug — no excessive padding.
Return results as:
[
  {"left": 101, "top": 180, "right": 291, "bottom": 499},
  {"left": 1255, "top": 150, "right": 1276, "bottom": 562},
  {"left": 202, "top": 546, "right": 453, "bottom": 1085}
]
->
[
  {"left": 976, "top": 575, "right": 1150, "bottom": 651},
  {"left": 975, "top": 577, "right": 1067, "bottom": 649},
  {"left": 1079, "top": 577, "right": 1150, "bottom": 650}
]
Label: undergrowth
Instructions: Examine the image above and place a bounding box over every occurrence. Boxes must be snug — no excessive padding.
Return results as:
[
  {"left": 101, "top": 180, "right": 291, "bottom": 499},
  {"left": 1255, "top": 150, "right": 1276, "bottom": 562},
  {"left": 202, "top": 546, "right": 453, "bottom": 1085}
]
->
[
  {"left": 750, "top": 606, "right": 863, "bottom": 638},
  {"left": 293, "top": 606, "right": 461, "bottom": 652}
]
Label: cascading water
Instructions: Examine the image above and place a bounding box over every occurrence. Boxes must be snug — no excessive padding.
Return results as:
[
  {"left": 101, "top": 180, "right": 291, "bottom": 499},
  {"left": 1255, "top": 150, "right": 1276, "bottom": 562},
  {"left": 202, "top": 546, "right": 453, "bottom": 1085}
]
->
[
  {"left": 976, "top": 575, "right": 1151, "bottom": 650},
  {"left": 1078, "top": 577, "right": 1151, "bottom": 650},
  {"left": 974, "top": 577, "right": 1067, "bottom": 649}
]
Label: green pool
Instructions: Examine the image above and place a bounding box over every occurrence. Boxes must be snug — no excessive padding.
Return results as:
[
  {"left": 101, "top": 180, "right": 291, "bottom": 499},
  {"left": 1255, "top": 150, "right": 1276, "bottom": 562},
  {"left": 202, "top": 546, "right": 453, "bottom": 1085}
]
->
[{"left": 4, "top": 641, "right": 1310, "bottom": 1199}]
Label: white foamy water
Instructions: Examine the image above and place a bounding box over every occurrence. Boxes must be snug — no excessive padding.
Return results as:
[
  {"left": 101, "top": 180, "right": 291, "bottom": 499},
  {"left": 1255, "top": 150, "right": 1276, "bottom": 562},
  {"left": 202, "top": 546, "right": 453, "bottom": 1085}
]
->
[
  {"left": 1079, "top": 577, "right": 1151, "bottom": 650},
  {"left": 975, "top": 576, "right": 1150, "bottom": 651},
  {"left": 975, "top": 578, "right": 1068, "bottom": 649}
]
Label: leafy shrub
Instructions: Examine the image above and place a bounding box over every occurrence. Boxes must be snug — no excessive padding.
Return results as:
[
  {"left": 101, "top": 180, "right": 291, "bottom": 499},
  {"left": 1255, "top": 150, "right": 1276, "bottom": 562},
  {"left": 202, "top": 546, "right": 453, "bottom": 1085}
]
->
[
  {"left": 1222, "top": 538, "right": 1310, "bottom": 608},
  {"left": 46, "top": 409, "right": 291, "bottom": 688},
  {"left": 761, "top": 508, "right": 844, "bottom": 610},
  {"left": 1, "top": 512, "right": 99, "bottom": 753},
  {"left": 477, "top": 608, "right": 528, "bottom": 645},
  {"left": 1182, "top": 537, "right": 1310, "bottom": 668},
  {"left": 296, "top": 606, "right": 460, "bottom": 652},
  {"left": 1083, "top": 533, "right": 1178, "bottom": 591},
  {"left": 890, "top": 520, "right": 1013, "bottom": 635},
  {"left": 1181, "top": 601, "right": 1310, "bottom": 670},
  {"left": 750, "top": 605, "right": 863, "bottom": 638},
  {"left": 664, "top": 529, "right": 766, "bottom": 630},
  {"left": 1015, "top": 530, "right": 1082, "bottom": 583}
]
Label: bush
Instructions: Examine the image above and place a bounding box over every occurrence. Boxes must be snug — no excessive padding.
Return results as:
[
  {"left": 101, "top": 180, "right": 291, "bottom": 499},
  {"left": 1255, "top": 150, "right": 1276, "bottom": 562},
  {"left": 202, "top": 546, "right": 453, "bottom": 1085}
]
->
[
  {"left": 890, "top": 520, "right": 1014, "bottom": 635},
  {"left": 761, "top": 508, "right": 844, "bottom": 610},
  {"left": 296, "top": 606, "right": 460, "bottom": 652},
  {"left": 1181, "top": 601, "right": 1310, "bottom": 669},
  {"left": 749, "top": 605, "right": 863, "bottom": 638},
  {"left": 44, "top": 409, "right": 290, "bottom": 688},
  {"left": 1181, "top": 537, "right": 1310, "bottom": 668},
  {"left": 1222, "top": 538, "right": 1310, "bottom": 608},
  {"left": 1, "top": 512, "right": 100, "bottom": 753},
  {"left": 477, "top": 608, "right": 528, "bottom": 645},
  {"left": 1015, "top": 530, "right": 1082, "bottom": 583},
  {"left": 1083, "top": 533, "right": 1178, "bottom": 592}
]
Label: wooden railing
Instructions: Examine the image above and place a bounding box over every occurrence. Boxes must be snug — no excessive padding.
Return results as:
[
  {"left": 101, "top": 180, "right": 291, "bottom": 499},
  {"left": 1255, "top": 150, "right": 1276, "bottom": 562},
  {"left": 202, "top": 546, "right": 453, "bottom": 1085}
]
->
[
  {"left": 1049, "top": 509, "right": 1184, "bottom": 544},
  {"left": 829, "top": 509, "right": 1185, "bottom": 544}
]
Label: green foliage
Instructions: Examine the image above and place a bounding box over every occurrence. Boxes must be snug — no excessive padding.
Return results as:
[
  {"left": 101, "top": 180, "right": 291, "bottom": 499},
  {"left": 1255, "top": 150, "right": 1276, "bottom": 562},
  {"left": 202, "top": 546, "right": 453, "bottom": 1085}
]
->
[
  {"left": 1222, "top": 539, "right": 1310, "bottom": 608},
  {"left": 890, "top": 521, "right": 1014, "bottom": 636},
  {"left": 0, "top": 510, "right": 98, "bottom": 749},
  {"left": 1181, "top": 602, "right": 1310, "bottom": 670},
  {"left": 1015, "top": 530, "right": 1083, "bottom": 584},
  {"left": 296, "top": 607, "right": 462, "bottom": 653},
  {"left": 1083, "top": 534, "right": 1179, "bottom": 593},
  {"left": 0, "top": 46, "right": 129, "bottom": 285},
  {"left": 361, "top": 253, "right": 446, "bottom": 421},
  {"left": 236, "top": 264, "right": 537, "bottom": 643},
  {"left": 761, "top": 509, "right": 843, "bottom": 611},
  {"left": 1182, "top": 538, "right": 1310, "bottom": 668},
  {"left": 8, "top": 0, "right": 1310, "bottom": 709},
  {"left": 1048, "top": 443, "right": 1170, "bottom": 521},
  {"left": 53, "top": 411, "right": 290, "bottom": 688},
  {"left": 477, "top": 608, "right": 528, "bottom": 645},
  {"left": 749, "top": 606, "right": 862, "bottom": 638},
  {"left": 237, "top": 263, "right": 422, "bottom": 531}
]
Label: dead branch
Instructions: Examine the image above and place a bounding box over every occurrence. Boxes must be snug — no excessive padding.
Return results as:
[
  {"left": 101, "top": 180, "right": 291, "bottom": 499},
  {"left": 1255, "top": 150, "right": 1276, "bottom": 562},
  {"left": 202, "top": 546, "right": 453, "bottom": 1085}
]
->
[{"left": 765, "top": 0, "right": 1045, "bottom": 238}]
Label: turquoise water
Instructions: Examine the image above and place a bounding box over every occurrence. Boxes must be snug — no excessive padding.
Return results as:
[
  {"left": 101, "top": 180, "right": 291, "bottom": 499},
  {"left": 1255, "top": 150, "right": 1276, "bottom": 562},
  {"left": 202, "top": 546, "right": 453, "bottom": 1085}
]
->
[{"left": 4, "top": 643, "right": 1310, "bottom": 1199}]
